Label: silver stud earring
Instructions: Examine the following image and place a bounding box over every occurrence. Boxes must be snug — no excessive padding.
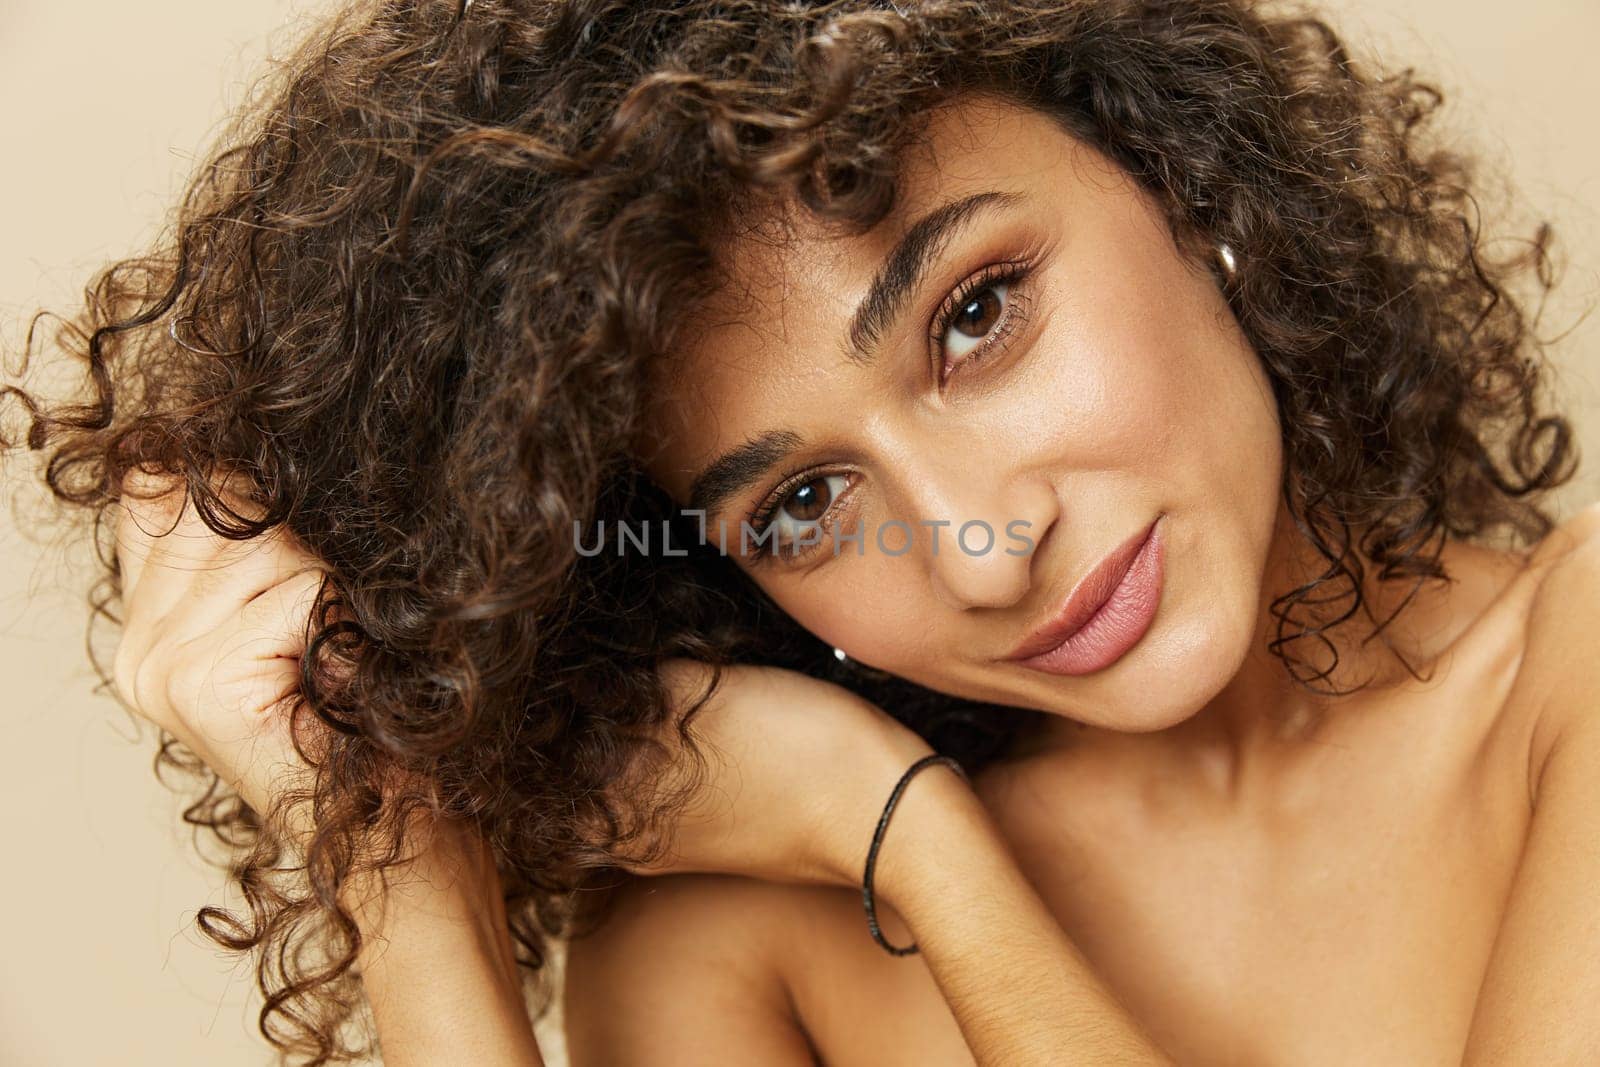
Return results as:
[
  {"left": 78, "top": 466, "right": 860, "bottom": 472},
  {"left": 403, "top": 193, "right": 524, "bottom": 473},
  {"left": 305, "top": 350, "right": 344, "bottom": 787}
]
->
[
  {"left": 831, "top": 645, "right": 893, "bottom": 682},
  {"left": 1216, "top": 241, "right": 1238, "bottom": 280}
]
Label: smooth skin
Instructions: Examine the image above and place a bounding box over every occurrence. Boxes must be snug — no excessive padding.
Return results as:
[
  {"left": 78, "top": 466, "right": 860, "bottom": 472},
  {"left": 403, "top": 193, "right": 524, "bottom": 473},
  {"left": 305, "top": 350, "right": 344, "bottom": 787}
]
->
[
  {"left": 565, "top": 93, "right": 1600, "bottom": 1064},
  {"left": 111, "top": 468, "right": 1172, "bottom": 1064},
  {"left": 109, "top": 470, "right": 542, "bottom": 1067},
  {"left": 110, "top": 92, "right": 1600, "bottom": 1066}
]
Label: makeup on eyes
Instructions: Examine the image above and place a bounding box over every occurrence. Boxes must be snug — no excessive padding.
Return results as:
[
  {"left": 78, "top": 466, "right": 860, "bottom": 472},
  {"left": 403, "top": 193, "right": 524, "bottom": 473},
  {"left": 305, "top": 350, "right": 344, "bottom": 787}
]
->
[
  {"left": 681, "top": 211, "right": 1059, "bottom": 530},
  {"left": 740, "top": 249, "right": 1046, "bottom": 564},
  {"left": 929, "top": 259, "right": 1036, "bottom": 386}
]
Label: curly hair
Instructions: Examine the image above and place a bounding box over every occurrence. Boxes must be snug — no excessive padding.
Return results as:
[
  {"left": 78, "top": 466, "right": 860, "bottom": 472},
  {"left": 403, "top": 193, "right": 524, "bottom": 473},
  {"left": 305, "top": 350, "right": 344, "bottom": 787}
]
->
[{"left": 3, "top": 0, "right": 1580, "bottom": 1061}]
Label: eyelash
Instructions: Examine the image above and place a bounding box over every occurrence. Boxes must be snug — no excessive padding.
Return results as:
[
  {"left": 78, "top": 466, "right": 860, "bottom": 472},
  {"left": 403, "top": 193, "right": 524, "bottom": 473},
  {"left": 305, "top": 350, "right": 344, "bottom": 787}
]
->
[
  {"left": 929, "top": 257, "right": 1036, "bottom": 385},
  {"left": 740, "top": 254, "right": 1040, "bottom": 566}
]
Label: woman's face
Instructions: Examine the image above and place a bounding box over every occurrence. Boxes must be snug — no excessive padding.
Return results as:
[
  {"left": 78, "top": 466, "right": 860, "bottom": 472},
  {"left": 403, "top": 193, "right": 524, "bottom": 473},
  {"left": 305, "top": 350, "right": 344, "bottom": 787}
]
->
[{"left": 639, "top": 93, "right": 1284, "bottom": 732}]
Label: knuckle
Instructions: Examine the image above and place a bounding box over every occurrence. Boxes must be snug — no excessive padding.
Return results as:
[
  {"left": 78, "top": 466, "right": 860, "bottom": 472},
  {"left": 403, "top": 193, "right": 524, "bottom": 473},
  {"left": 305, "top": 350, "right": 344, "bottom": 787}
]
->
[
  {"left": 164, "top": 643, "right": 217, "bottom": 719},
  {"left": 117, "top": 470, "right": 186, "bottom": 528},
  {"left": 127, "top": 644, "right": 178, "bottom": 727},
  {"left": 119, "top": 466, "right": 178, "bottom": 497},
  {"left": 273, "top": 569, "right": 334, "bottom": 637},
  {"left": 110, "top": 636, "right": 141, "bottom": 710}
]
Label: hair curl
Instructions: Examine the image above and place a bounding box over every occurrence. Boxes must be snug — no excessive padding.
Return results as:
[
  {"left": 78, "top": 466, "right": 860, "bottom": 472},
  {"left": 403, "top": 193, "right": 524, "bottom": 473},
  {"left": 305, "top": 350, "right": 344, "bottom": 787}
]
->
[{"left": 3, "top": 0, "right": 1581, "bottom": 1061}]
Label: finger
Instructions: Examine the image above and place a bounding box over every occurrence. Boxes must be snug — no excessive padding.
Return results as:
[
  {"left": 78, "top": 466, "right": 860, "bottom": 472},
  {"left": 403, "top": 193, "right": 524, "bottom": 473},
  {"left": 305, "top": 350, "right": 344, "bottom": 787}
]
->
[
  {"left": 232, "top": 567, "right": 334, "bottom": 662},
  {"left": 115, "top": 463, "right": 274, "bottom": 585},
  {"left": 118, "top": 473, "right": 308, "bottom": 635},
  {"left": 112, "top": 529, "right": 322, "bottom": 738},
  {"left": 173, "top": 572, "right": 332, "bottom": 764},
  {"left": 219, "top": 570, "right": 344, "bottom": 772},
  {"left": 179, "top": 655, "right": 313, "bottom": 820},
  {"left": 162, "top": 532, "right": 328, "bottom": 644},
  {"left": 113, "top": 469, "right": 189, "bottom": 605}
]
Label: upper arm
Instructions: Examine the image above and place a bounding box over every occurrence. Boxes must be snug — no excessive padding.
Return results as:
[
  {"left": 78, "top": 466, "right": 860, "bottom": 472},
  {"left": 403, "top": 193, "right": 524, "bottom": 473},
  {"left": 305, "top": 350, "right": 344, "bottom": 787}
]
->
[
  {"left": 1464, "top": 506, "right": 1600, "bottom": 1065},
  {"left": 562, "top": 873, "right": 819, "bottom": 1066}
]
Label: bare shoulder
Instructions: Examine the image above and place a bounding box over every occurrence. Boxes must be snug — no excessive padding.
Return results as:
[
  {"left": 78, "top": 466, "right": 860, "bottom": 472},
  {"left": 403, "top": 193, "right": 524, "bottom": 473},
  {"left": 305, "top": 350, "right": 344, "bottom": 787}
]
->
[
  {"left": 1518, "top": 502, "right": 1600, "bottom": 782},
  {"left": 561, "top": 873, "right": 822, "bottom": 1065},
  {"left": 1522, "top": 502, "right": 1600, "bottom": 683}
]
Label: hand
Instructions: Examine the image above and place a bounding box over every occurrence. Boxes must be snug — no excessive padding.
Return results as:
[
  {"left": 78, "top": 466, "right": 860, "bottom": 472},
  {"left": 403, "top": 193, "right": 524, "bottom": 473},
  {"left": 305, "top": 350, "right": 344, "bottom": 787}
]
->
[
  {"left": 109, "top": 468, "right": 337, "bottom": 847},
  {"left": 109, "top": 470, "right": 543, "bottom": 1064},
  {"left": 606, "top": 658, "right": 952, "bottom": 891}
]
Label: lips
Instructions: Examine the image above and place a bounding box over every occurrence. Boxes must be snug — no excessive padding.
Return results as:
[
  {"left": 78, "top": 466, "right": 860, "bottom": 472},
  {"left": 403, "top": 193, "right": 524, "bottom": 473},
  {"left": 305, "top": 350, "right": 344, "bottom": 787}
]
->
[{"left": 1004, "top": 515, "right": 1162, "bottom": 662}]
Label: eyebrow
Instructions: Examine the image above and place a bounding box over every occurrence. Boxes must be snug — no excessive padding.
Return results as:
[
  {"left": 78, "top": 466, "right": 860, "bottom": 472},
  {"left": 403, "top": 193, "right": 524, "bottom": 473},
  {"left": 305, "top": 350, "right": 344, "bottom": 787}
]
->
[
  {"left": 685, "top": 189, "right": 1026, "bottom": 523},
  {"left": 844, "top": 189, "right": 1025, "bottom": 368}
]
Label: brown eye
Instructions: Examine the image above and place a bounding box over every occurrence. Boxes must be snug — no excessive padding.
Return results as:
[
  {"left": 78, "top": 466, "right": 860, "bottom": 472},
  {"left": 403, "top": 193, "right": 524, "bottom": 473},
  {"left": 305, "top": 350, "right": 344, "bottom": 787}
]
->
[
  {"left": 941, "top": 281, "right": 1011, "bottom": 365},
  {"left": 952, "top": 288, "right": 1004, "bottom": 339},
  {"left": 755, "top": 472, "right": 850, "bottom": 558},
  {"left": 783, "top": 476, "right": 834, "bottom": 522}
]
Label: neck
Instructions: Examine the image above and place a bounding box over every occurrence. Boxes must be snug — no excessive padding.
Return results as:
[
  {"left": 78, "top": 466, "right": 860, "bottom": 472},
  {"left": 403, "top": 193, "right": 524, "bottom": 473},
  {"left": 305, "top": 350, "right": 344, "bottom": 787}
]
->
[
  {"left": 1171, "top": 495, "right": 1509, "bottom": 766},
  {"left": 1009, "top": 496, "right": 1523, "bottom": 787}
]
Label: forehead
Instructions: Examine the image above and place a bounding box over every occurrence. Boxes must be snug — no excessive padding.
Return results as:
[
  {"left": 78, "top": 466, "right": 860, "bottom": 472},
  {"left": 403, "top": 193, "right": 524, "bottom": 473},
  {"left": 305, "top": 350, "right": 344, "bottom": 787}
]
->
[{"left": 637, "top": 93, "right": 1115, "bottom": 501}]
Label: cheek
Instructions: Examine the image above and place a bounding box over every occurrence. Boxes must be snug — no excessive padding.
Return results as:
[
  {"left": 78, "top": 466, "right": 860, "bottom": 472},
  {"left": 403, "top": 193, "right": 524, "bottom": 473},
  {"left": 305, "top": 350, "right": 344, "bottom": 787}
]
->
[
  {"left": 988, "top": 285, "right": 1200, "bottom": 475},
  {"left": 1009, "top": 252, "right": 1278, "bottom": 492},
  {"left": 761, "top": 561, "right": 939, "bottom": 670}
]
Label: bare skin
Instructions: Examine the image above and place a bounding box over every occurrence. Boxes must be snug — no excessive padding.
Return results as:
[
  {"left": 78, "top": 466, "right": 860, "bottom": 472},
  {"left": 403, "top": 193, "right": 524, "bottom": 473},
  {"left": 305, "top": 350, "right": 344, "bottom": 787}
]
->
[
  {"left": 108, "top": 469, "right": 1175, "bottom": 1065},
  {"left": 567, "top": 517, "right": 1597, "bottom": 1065},
  {"left": 108, "top": 471, "right": 545, "bottom": 1067},
  {"left": 107, "top": 90, "right": 1600, "bottom": 1065},
  {"left": 113, "top": 468, "right": 1600, "bottom": 1065},
  {"left": 564, "top": 92, "right": 1600, "bottom": 1064}
]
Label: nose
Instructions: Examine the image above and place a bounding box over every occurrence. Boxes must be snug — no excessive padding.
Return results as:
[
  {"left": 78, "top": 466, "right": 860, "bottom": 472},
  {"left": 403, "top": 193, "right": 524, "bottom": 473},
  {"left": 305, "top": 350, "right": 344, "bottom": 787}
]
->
[{"left": 908, "top": 466, "right": 1059, "bottom": 612}]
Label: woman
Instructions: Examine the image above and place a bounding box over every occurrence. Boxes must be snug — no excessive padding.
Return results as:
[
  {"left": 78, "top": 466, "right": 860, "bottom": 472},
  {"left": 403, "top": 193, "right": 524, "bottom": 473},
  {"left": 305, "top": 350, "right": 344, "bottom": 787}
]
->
[{"left": 8, "top": 0, "right": 1596, "bottom": 1063}]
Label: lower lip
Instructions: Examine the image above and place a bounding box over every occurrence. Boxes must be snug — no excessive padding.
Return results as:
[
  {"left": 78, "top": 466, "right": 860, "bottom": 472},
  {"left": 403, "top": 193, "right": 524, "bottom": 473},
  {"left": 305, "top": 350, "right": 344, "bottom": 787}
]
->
[{"left": 1017, "top": 517, "right": 1165, "bottom": 677}]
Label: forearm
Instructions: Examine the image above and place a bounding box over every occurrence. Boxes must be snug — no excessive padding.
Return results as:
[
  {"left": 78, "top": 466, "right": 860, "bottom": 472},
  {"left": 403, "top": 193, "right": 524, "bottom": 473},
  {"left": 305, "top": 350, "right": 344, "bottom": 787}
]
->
[
  {"left": 871, "top": 767, "right": 1172, "bottom": 1066},
  {"left": 345, "top": 821, "right": 545, "bottom": 1067}
]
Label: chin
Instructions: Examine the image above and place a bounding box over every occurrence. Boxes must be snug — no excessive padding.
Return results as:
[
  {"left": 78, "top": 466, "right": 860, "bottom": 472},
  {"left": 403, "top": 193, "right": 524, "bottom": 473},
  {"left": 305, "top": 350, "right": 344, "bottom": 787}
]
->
[
  {"left": 1036, "top": 599, "right": 1255, "bottom": 733},
  {"left": 1127, "top": 604, "right": 1257, "bottom": 731}
]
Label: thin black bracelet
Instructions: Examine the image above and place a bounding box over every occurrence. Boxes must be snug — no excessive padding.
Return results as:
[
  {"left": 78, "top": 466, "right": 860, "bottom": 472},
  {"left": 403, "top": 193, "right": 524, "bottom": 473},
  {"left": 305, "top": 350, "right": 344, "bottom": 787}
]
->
[{"left": 862, "top": 752, "right": 969, "bottom": 956}]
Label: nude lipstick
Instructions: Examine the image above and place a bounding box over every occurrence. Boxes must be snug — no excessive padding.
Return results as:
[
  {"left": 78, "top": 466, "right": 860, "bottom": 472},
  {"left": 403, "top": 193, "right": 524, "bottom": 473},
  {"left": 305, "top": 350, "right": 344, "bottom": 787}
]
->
[{"left": 1006, "top": 514, "right": 1165, "bottom": 676}]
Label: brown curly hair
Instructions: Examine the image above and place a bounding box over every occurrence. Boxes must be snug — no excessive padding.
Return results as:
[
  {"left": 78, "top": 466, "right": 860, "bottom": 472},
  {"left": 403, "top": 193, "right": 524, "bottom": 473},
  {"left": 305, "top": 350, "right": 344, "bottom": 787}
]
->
[{"left": 3, "top": 0, "right": 1581, "bottom": 1061}]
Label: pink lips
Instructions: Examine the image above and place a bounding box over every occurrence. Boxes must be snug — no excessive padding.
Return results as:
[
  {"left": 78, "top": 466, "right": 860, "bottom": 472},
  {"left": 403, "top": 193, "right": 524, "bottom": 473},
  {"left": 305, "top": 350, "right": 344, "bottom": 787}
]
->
[{"left": 1005, "top": 515, "right": 1165, "bottom": 676}]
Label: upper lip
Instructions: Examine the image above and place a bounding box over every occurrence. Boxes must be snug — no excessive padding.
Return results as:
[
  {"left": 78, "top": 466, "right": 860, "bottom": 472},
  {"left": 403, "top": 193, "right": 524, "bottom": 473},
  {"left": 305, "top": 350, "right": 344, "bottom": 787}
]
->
[{"left": 1004, "top": 515, "right": 1161, "bottom": 661}]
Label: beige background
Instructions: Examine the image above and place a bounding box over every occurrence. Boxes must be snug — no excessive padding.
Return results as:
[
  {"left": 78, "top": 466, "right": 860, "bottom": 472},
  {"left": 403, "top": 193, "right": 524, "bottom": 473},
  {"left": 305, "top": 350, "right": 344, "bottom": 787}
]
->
[{"left": 3, "top": 2, "right": 1596, "bottom": 1064}]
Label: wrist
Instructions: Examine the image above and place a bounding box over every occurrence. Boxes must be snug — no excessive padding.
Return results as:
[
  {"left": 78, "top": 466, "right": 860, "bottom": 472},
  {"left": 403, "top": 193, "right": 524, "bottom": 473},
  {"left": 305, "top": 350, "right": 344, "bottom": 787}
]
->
[
  {"left": 803, "top": 709, "right": 940, "bottom": 889},
  {"left": 344, "top": 818, "right": 517, "bottom": 985},
  {"left": 863, "top": 762, "right": 1012, "bottom": 918},
  {"left": 350, "top": 841, "right": 542, "bottom": 1067}
]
